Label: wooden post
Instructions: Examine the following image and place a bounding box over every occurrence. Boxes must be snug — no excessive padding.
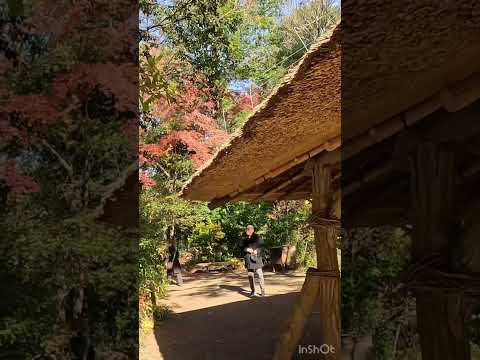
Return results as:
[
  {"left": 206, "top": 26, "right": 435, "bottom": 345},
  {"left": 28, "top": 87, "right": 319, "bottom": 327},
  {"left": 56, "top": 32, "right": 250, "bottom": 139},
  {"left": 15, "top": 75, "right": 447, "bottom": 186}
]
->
[
  {"left": 273, "top": 269, "right": 322, "bottom": 360},
  {"left": 311, "top": 164, "right": 341, "bottom": 359},
  {"left": 410, "top": 142, "right": 470, "bottom": 360},
  {"left": 273, "top": 161, "right": 340, "bottom": 360}
]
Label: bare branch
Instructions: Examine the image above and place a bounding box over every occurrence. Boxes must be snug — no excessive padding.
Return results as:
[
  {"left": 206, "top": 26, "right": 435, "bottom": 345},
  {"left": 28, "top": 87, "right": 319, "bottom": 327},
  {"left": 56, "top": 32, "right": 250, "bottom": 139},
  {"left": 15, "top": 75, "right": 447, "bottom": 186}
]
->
[
  {"left": 158, "top": 164, "right": 171, "bottom": 178},
  {"left": 91, "top": 161, "right": 139, "bottom": 219},
  {"left": 42, "top": 139, "right": 74, "bottom": 177}
]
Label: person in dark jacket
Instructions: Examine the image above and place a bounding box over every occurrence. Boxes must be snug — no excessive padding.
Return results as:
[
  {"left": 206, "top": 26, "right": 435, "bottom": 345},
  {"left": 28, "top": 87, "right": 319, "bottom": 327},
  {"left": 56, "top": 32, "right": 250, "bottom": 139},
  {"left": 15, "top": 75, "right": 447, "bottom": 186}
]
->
[
  {"left": 242, "top": 225, "right": 266, "bottom": 297},
  {"left": 64, "top": 272, "right": 96, "bottom": 360},
  {"left": 167, "top": 244, "right": 183, "bottom": 286}
]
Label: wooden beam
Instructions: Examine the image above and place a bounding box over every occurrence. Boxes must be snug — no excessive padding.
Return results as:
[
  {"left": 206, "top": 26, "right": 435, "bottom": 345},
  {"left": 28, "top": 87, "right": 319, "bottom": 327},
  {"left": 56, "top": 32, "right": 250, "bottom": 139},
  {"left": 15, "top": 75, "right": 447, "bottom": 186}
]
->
[
  {"left": 254, "top": 137, "right": 340, "bottom": 185},
  {"left": 278, "top": 181, "right": 310, "bottom": 200},
  {"left": 330, "top": 189, "right": 341, "bottom": 220},
  {"left": 461, "top": 159, "right": 480, "bottom": 179},
  {"left": 209, "top": 189, "right": 312, "bottom": 208},
  {"left": 343, "top": 207, "right": 409, "bottom": 228},
  {"left": 276, "top": 191, "right": 311, "bottom": 200},
  {"left": 252, "top": 172, "right": 306, "bottom": 202},
  {"left": 343, "top": 163, "right": 393, "bottom": 197},
  {"left": 342, "top": 155, "right": 480, "bottom": 227},
  {"left": 258, "top": 191, "right": 310, "bottom": 201},
  {"left": 391, "top": 103, "right": 480, "bottom": 172},
  {"left": 343, "top": 72, "right": 480, "bottom": 161},
  {"left": 208, "top": 196, "right": 230, "bottom": 210},
  {"left": 442, "top": 72, "right": 480, "bottom": 113},
  {"left": 343, "top": 155, "right": 480, "bottom": 210},
  {"left": 343, "top": 172, "right": 410, "bottom": 226},
  {"left": 303, "top": 149, "right": 340, "bottom": 174},
  {"left": 421, "top": 100, "right": 480, "bottom": 144},
  {"left": 219, "top": 139, "right": 340, "bottom": 204}
]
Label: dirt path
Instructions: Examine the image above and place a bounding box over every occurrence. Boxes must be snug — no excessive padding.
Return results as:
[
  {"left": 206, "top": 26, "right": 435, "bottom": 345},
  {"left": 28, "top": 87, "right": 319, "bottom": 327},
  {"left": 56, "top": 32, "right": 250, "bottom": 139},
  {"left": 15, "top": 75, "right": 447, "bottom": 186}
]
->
[{"left": 140, "top": 270, "right": 325, "bottom": 360}]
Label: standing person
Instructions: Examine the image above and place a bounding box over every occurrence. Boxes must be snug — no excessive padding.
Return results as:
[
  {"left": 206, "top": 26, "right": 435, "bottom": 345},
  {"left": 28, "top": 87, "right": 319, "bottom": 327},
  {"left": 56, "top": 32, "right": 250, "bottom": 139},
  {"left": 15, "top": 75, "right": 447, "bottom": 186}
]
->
[
  {"left": 166, "top": 244, "right": 183, "bottom": 286},
  {"left": 64, "top": 271, "right": 96, "bottom": 360},
  {"left": 242, "top": 225, "right": 266, "bottom": 297}
]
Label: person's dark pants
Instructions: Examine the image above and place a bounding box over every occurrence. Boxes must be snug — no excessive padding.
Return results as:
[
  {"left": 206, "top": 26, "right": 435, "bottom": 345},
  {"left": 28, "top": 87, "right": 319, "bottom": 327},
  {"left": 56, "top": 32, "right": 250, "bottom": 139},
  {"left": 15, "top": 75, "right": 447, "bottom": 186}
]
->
[
  {"left": 175, "top": 268, "right": 183, "bottom": 286},
  {"left": 70, "top": 335, "right": 95, "bottom": 360},
  {"left": 247, "top": 268, "right": 265, "bottom": 294}
]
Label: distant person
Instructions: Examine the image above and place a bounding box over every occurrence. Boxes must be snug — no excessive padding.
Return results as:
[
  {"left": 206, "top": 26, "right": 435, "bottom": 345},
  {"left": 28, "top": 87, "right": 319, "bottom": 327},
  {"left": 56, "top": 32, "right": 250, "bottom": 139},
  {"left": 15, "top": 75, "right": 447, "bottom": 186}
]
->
[
  {"left": 64, "top": 272, "right": 96, "bottom": 360},
  {"left": 242, "top": 225, "right": 266, "bottom": 297},
  {"left": 167, "top": 244, "right": 183, "bottom": 286}
]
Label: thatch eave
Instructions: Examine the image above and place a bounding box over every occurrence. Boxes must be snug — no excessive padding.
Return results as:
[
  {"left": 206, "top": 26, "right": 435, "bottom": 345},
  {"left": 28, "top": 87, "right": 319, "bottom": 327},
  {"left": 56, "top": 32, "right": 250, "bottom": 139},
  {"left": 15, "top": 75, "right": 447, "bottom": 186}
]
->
[{"left": 181, "top": 24, "right": 341, "bottom": 203}]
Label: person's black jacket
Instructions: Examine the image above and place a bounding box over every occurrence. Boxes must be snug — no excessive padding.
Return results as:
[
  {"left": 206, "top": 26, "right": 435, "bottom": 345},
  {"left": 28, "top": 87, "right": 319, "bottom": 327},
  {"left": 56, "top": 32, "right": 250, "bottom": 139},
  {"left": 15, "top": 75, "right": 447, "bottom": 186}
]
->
[
  {"left": 167, "top": 245, "right": 181, "bottom": 272},
  {"left": 64, "top": 285, "right": 97, "bottom": 359},
  {"left": 242, "top": 233, "right": 264, "bottom": 270}
]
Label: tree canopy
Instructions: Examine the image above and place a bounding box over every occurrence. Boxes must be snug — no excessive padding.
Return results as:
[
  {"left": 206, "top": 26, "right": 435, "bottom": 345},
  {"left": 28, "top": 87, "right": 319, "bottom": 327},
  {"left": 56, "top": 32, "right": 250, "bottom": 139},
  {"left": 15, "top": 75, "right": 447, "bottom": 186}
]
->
[{"left": 1, "top": 1, "right": 138, "bottom": 357}]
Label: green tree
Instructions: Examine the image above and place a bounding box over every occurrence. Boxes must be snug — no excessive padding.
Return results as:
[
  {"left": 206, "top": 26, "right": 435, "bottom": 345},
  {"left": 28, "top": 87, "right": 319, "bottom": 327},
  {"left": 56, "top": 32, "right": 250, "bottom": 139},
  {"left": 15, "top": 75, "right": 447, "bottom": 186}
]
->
[
  {"left": 275, "top": 0, "right": 340, "bottom": 68},
  {"left": 148, "top": 0, "right": 243, "bottom": 96}
]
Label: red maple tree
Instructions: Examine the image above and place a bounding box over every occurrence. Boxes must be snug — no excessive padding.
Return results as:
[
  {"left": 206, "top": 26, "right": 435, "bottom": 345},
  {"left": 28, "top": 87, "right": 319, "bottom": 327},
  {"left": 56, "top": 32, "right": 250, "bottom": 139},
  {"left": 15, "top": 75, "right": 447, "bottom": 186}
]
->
[
  {"left": 139, "top": 57, "right": 229, "bottom": 186},
  {"left": 231, "top": 87, "right": 262, "bottom": 113},
  {"left": 0, "top": 0, "right": 137, "bottom": 200}
]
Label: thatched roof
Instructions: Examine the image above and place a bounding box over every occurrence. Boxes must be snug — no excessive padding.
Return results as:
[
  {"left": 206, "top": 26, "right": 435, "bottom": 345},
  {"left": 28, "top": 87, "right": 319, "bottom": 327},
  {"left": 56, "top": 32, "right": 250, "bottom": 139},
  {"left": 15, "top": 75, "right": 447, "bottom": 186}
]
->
[
  {"left": 182, "top": 25, "right": 341, "bottom": 203},
  {"left": 182, "top": 1, "right": 480, "bottom": 208},
  {"left": 342, "top": 0, "right": 480, "bottom": 142}
]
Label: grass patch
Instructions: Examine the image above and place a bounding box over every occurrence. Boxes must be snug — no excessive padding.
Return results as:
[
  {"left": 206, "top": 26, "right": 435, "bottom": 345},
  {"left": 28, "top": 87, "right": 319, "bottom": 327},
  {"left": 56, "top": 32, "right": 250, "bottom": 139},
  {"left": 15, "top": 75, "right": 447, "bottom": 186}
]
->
[{"left": 153, "top": 304, "right": 173, "bottom": 323}]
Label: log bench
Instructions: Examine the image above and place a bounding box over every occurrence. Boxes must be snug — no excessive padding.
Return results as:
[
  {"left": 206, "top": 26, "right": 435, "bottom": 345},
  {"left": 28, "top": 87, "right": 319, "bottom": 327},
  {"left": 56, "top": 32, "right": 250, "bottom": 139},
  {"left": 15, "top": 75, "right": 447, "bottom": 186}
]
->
[{"left": 189, "top": 261, "right": 236, "bottom": 273}]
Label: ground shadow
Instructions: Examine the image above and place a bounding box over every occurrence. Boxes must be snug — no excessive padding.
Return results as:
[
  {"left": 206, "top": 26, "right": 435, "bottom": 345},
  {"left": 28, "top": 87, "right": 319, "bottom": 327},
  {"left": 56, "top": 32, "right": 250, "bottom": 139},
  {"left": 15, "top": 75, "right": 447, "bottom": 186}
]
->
[
  {"left": 154, "top": 293, "right": 327, "bottom": 360},
  {"left": 218, "top": 284, "right": 251, "bottom": 298},
  {"left": 174, "top": 271, "right": 305, "bottom": 299}
]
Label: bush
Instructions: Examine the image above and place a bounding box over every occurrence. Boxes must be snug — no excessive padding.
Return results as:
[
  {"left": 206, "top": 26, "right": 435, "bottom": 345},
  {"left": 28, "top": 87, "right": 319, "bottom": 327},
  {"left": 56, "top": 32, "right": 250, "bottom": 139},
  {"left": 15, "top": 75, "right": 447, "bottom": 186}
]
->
[
  {"left": 0, "top": 215, "right": 138, "bottom": 358},
  {"left": 342, "top": 227, "right": 415, "bottom": 358},
  {"left": 153, "top": 305, "right": 173, "bottom": 323},
  {"left": 188, "top": 222, "right": 227, "bottom": 262}
]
